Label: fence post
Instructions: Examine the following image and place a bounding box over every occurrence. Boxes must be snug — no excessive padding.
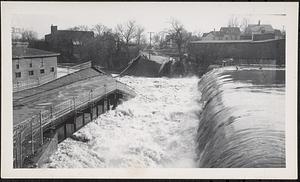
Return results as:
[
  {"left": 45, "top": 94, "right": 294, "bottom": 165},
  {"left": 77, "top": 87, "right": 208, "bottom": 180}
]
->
[
  {"left": 39, "top": 112, "right": 43, "bottom": 145},
  {"left": 14, "top": 139, "right": 17, "bottom": 168},
  {"left": 30, "top": 118, "right": 34, "bottom": 155},
  {"left": 19, "top": 131, "right": 23, "bottom": 168},
  {"left": 50, "top": 105, "right": 53, "bottom": 119},
  {"left": 73, "top": 96, "right": 76, "bottom": 110},
  {"left": 90, "top": 89, "right": 93, "bottom": 101}
]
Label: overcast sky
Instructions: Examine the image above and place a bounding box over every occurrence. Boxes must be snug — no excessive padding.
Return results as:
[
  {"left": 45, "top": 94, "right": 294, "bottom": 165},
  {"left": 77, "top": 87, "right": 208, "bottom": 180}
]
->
[{"left": 9, "top": 2, "right": 289, "bottom": 39}]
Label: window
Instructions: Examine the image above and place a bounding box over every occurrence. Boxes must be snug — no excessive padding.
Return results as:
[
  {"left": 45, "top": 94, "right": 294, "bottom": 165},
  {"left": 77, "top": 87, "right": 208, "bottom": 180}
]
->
[
  {"left": 15, "top": 72, "right": 21, "bottom": 78},
  {"left": 29, "top": 63, "right": 32, "bottom": 67},
  {"left": 28, "top": 70, "right": 34, "bottom": 76},
  {"left": 16, "top": 64, "right": 19, "bottom": 69},
  {"left": 40, "top": 69, "right": 45, "bottom": 74},
  {"left": 50, "top": 67, "right": 55, "bottom": 72}
]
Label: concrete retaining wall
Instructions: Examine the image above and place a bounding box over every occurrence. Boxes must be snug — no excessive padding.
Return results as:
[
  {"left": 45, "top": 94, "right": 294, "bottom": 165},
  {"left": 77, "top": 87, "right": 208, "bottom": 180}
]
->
[
  {"left": 36, "top": 133, "right": 58, "bottom": 167},
  {"left": 188, "top": 39, "right": 285, "bottom": 67}
]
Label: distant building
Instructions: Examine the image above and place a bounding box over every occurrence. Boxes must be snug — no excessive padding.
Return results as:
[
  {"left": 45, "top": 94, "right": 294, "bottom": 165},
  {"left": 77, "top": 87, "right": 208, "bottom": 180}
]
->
[
  {"left": 202, "top": 27, "right": 241, "bottom": 41},
  {"left": 202, "top": 30, "right": 221, "bottom": 41},
  {"left": 274, "top": 29, "right": 285, "bottom": 39},
  {"left": 45, "top": 25, "right": 94, "bottom": 63},
  {"left": 12, "top": 42, "right": 60, "bottom": 92},
  {"left": 219, "top": 27, "right": 241, "bottom": 40},
  {"left": 241, "top": 21, "right": 276, "bottom": 41}
]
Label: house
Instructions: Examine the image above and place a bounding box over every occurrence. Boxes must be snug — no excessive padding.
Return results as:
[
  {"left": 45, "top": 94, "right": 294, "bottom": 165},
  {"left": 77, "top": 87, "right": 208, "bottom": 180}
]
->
[
  {"left": 241, "top": 21, "right": 275, "bottom": 41},
  {"left": 219, "top": 27, "right": 241, "bottom": 40},
  {"left": 45, "top": 25, "right": 94, "bottom": 63},
  {"left": 12, "top": 42, "right": 60, "bottom": 92},
  {"left": 202, "top": 30, "right": 221, "bottom": 41},
  {"left": 202, "top": 27, "right": 241, "bottom": 41}
]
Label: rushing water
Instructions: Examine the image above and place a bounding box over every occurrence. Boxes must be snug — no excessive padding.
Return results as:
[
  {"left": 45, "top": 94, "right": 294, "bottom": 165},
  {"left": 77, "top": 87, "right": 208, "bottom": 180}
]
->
[
  {"left": 42, "top": 76, "right": 201, "bottom": 168},
  {"left": 196, "top": 67, "right": 285, "bottom": 168},
  {"left": 42, "top": 67, "right": 285, "bottom": 168}
]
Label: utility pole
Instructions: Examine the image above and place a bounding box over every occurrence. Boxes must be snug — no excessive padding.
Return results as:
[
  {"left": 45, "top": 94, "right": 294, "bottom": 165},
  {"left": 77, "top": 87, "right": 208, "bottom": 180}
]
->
[{"left": 148, "top": 32, "right": 154, "bottom": 59}]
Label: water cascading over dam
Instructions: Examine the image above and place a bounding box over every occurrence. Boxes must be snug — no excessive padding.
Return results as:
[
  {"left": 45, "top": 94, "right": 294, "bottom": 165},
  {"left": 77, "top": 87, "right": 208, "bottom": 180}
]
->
[{"left": 196, "top": 67, "right": 285, "bottom": 168}]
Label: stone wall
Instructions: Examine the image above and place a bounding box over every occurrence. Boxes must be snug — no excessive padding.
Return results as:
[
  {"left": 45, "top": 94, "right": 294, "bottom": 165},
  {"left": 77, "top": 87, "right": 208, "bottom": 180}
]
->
[
  {"left": 187, "top": 39, "right": 285, "bottom": 68},
  {"left": 36, "top": 133, "right": 58, "bottom": 167}
]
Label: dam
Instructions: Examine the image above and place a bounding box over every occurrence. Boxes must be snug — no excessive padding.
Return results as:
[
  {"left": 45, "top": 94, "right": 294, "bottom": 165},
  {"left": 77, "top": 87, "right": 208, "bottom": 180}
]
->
[
  {"left": 40, "top": 66, "right": 285, "bottom": 168},
  {"left": 196, "top": 67, "right": 285, "bottom": 167}
]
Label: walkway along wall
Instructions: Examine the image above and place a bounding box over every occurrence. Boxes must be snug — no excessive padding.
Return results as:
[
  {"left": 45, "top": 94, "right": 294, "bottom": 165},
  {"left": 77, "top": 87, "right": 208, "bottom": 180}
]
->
[{"left": 13, "top": 67, "right": 136, "bottom": 168}]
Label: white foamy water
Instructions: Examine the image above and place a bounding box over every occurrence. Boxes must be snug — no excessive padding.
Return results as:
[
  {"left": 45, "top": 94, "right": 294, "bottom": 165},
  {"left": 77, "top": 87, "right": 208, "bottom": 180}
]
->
[{"left": 42, "top": 76, "right": 201, "bottom": 168}]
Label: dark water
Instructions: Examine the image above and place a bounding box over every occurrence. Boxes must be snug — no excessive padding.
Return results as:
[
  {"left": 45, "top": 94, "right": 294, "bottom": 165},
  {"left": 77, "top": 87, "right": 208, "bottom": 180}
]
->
[{"left": 196, "top": 67, "right": 285, "bottom": 168}]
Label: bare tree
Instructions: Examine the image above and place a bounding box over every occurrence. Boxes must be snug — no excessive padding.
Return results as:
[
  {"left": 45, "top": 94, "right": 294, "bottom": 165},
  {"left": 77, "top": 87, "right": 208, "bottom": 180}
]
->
[
  {"left": 228, "top": 16, "right": 240, "bottom": 27},
  {"left": 115, "top": 20, "right": 137, "bottom": 45},
  {"left": 152, "top": 32, "right": 166, "bottom": 48},
  {"left": 240, "top": 17, "right": 250, "bottom": 33},
  {"left": 20, "top": 30, "right": 38, "bottom": 42},
  {"left": 167, "top": 18, "right": 191, "bottom": 61},
  {"left": 92, "top": 23, "right": 111, "bottom": 37},
  {"left": 135, "top": 26, "right": 145, "bottom": 45},
  {"left": 68, "top": 25, "right": 90, "bottom": 31},
  {"left": 191, "top": 30, "right": 203, "bottom": 41}
]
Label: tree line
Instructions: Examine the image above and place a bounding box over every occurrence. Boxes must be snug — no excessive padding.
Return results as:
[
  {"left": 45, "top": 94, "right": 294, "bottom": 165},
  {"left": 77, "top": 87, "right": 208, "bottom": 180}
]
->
[
  {"left": 12, "top": 17, "right": 283, "bottom": 72},
  {"left": 11, "top": 18, "right": 200, "bottom": 71}
]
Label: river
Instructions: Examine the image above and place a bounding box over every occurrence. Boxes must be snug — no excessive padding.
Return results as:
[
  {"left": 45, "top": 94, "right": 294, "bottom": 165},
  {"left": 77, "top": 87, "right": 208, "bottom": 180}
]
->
[
  {"left": 42, "top": 67, "right": 285, "bottom": 168},
  {"left": 42, "top": 76, "right": 201, "bottom": 168},
  {"left": 196, "top": 67, "right": 285, "bottom": 167}
]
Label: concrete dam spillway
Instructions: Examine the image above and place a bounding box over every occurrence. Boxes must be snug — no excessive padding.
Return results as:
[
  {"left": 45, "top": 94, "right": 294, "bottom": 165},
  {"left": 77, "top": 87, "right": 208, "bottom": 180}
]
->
[
  {"left": 40, "top": 67, "right": 285, "bottom": 168},
  {"left": 196, "top": 67, "right": 285, "bottom": 167}
]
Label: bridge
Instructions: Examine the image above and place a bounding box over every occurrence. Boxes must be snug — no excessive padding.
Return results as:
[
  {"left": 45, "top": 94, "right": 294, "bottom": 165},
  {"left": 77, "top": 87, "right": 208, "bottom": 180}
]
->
[{"left": 13, "top": 67, "right": 136, "bottom": 168}]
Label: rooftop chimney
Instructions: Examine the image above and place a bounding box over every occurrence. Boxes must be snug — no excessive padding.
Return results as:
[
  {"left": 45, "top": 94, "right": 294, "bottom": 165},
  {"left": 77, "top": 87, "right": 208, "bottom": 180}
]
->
[{"left": 51, "top": 25, "right": 58, "bottom": 34}]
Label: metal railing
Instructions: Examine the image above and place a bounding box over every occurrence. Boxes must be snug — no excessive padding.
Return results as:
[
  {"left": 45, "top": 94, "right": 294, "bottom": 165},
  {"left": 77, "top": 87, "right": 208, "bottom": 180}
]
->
[{"left": 13, "top": 80, "right": 135, "bottom": 168}]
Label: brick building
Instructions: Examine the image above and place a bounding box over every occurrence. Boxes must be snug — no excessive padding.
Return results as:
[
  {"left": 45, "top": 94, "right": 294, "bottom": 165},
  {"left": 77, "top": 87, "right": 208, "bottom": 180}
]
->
[
  {"left": 12, "top": 42, "right": 60, "bottom": 92},
  {"left": 45, "top": 25, "right": 94, "bottom": 63}
]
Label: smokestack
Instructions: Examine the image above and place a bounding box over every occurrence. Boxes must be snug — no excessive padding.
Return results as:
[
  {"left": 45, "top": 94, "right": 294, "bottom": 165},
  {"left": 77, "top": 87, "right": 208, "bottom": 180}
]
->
[
  {"left": 258, "top": 20, "right": 261, "bottom": 26},
  {"left": 51, "top": 25, "right": 57, "bottom": 34}
]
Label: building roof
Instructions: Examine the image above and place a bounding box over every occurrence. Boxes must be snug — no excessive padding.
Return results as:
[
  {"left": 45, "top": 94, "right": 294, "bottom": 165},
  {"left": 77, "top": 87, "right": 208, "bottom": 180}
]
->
[
  {"left": 202, "top": 32, "right": 209, "bottom": 37},
  {"left": 13, "top": 67, "right": 106, "bottom": 101},
  {"left": 203, "top": 31, "right": 221, "bottom": 37},
  {"left": 45, "top": 30, "right": 94, "bottom": 40},
  {"left": 190, "top": 39, "right": 281, "bottom": 44},
  {"left": 12, "top": 47, "right": 60, "bottom": 59},
  {"left": 220, "top": 27, "right": 241, "bottom": 35},
  {"left": 13, "top": 67, "right": 120, "bottom": 125},
  {"left": 244, "top": 24, "right": 274, "bottom": 35}
]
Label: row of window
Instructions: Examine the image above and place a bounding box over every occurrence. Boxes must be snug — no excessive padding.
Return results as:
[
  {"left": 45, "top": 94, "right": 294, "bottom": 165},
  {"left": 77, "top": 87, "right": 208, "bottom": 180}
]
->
[
  {"left": 15, "top": 67, "right": 55, "bottom": 78},
  {"left": 15, "top": 60, "right": 44, "bottom": 69}
]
